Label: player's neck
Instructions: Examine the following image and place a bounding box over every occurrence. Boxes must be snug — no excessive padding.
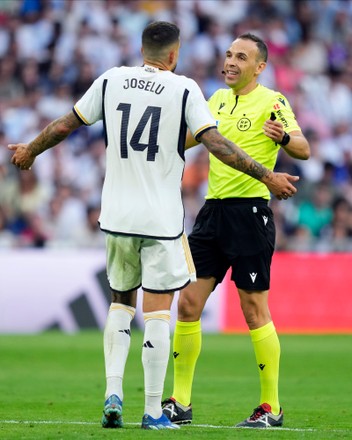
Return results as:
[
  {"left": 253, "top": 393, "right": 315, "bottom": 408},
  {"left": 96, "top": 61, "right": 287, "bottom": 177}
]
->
[{"left": 143, "top": 59, "right": 170, "bottom": 72}]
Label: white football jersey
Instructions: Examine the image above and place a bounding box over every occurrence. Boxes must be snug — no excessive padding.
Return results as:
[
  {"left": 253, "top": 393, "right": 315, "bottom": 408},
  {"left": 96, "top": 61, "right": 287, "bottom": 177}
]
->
[{"left": 74, "top": 65, "right": 216, "bottom": 239}]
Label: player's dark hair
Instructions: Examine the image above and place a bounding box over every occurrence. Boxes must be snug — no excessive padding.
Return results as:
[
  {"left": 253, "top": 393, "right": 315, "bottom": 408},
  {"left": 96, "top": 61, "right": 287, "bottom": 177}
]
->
[
  {"left": 237, "top": 33, "right": 268, "bottom": 62},
  {"left": 142, "top": 21, "right": 180, "bottom": 52}
]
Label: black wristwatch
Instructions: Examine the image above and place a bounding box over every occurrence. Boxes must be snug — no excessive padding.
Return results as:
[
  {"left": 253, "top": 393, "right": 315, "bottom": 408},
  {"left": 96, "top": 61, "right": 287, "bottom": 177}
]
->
[{"left": 280, "top": 132, "right": 290, "bottom": 146}]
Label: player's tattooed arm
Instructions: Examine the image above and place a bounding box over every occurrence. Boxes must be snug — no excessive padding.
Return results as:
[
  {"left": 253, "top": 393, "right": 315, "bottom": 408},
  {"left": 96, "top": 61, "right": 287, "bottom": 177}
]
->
[
  {"left": 200, "top": 128, "right": 269, "bottom": 180},
  {"left": 8, "top": 111, "right": 83, "bottom": 170},
  {"left": 199, "top": 128, "right": 299, "bottom": 200},
  {"left": 28, "top": 112, "right": 83, "bottom": 156}
]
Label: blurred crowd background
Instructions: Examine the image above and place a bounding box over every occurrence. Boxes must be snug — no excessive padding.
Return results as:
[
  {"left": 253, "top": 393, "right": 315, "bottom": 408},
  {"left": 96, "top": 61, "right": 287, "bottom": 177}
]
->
[{"left": 1, "top": 0, "right": 352, "bottom": 251}]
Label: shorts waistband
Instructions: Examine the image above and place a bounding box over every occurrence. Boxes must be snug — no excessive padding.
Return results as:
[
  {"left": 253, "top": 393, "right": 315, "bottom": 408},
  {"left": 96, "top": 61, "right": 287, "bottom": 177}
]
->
[{"left": 205, "top": 197, "right": 268, "bottom": 206}]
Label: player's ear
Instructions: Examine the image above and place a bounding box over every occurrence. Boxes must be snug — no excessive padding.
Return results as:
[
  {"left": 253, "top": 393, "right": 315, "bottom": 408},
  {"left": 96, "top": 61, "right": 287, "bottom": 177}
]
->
[
  {"left": 168, "top": 41, "right": 180, "bottom": 67},
  {"left": 168, "top": 49, "right": 176, "bottom": 65}
]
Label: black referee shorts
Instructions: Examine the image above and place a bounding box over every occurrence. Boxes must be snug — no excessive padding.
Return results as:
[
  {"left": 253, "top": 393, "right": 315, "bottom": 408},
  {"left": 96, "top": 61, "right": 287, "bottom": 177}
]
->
[{"left": 188, "top": 198, "right": 276, "bottom": 291}]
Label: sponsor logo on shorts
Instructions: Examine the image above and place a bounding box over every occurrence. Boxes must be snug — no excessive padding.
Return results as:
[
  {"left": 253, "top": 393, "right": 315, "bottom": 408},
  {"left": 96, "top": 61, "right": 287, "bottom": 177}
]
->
[{"left": 249, "top": 273, "right": 257, "bottom": 283}]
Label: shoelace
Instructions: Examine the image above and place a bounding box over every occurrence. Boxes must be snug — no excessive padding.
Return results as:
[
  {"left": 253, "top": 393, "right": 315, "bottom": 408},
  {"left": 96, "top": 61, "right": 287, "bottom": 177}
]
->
[
  {"left": 162, "top": 398, "right": 174, "bottom": 406},
  {"left": 249, "top": 405, "right": 267, "bottom": 421}
]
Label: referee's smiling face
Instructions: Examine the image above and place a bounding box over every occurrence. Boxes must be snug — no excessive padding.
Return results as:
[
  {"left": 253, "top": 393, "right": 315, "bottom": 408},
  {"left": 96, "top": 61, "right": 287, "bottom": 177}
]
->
[{"left": 223, "top": 38, "right": 266, "bottom": 95}]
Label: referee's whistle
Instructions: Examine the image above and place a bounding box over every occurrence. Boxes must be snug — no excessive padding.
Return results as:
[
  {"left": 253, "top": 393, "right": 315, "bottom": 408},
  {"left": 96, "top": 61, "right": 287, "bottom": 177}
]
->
[{"left": 270, "top": 112, "right": 276, "bottom": 121}]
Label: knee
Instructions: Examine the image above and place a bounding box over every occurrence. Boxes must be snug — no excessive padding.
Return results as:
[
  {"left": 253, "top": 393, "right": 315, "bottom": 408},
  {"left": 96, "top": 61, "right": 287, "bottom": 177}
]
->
[
  {"left": 242, "top": 307, "right": 261, "bottom": 329},
  {"left": 177, "top": 289, "right": 203, "bottom": 322},
  {"left": 239, "top": 292, "right": 271, "bottom": 329}
]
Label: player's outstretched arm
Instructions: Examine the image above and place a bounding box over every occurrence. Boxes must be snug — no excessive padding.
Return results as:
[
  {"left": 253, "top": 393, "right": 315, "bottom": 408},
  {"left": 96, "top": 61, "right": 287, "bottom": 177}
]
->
[
  {"left": 8, "top": 111, "right": 83, "bottom": 170},
  {"left": 199, "top": 128, "right": 299, "bottom": 200}
]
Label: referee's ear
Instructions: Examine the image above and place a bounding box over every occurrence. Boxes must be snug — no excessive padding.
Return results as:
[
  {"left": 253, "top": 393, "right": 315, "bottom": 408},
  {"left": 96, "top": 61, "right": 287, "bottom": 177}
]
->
[{"left": 255, "top": 61, "right": 266, "bottom": 77}]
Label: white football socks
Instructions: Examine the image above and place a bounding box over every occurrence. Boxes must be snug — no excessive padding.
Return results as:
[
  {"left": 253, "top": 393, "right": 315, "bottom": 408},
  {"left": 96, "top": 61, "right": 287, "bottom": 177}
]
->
[
  {"left": 142, "top": 310, "right": 171, "bottom": 419},
  {"left": 104, "top": 303, "right": 135, "bottom": 401}
]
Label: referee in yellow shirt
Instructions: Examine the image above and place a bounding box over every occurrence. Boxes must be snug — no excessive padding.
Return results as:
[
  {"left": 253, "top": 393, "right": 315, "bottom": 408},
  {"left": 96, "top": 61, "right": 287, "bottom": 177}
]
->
[{"left": 162, "top": 33, "right": 310, "bottom": 428}]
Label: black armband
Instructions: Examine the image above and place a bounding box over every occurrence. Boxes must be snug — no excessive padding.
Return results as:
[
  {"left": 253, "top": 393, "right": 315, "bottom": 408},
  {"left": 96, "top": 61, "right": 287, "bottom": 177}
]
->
[{"left": 280, "top": 132, "right": 290, "bottom": 146}]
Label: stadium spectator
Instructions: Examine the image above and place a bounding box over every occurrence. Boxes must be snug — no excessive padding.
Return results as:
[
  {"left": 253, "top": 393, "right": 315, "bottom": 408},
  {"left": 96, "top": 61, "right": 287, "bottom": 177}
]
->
[
  {"left": 315, "top": 195, "right": 352, "bottom": 252},
  {"left": 296, "top": 182, "right": 334, "bottom": 238},
  {"left": 70, "top": 203, "right": 106, "bottom": 249}
]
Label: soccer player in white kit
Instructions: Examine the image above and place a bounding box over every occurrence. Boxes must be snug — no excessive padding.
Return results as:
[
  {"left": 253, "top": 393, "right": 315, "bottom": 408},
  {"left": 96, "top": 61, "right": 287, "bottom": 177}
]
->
[{"left": 9, "top": 21, "right": 299, "bottom": 430}]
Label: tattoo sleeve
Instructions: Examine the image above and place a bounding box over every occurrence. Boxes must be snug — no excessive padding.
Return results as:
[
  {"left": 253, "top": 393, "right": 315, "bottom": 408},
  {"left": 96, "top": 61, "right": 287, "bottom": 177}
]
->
[
  {"left": 27, "top": 112, "right": 83, "bottom": 156},
  {"left": 200, "top": 129, "right": 271, "bottom": 181}
]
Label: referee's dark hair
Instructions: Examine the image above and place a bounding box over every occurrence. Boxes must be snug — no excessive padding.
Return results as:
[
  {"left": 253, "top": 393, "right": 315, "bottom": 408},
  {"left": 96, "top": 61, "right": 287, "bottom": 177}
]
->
[
  {"left": 237, "top": 33, "right": 268, "bottom": 62},
  {"left": 142, "top": 21, "right": 180, "bottom": 54}
]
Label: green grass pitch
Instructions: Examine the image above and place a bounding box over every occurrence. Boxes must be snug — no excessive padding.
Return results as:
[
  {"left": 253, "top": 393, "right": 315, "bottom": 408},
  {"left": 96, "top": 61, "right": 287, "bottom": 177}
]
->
[{"left": 0, "top": 331, "right": 351, "bottom": 439}]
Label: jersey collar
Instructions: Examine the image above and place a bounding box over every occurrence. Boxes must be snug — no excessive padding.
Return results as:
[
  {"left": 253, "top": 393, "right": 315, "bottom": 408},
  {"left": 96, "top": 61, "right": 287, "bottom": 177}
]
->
[{"left": 142, "top": 64, "right": 165, "bottom": 73}]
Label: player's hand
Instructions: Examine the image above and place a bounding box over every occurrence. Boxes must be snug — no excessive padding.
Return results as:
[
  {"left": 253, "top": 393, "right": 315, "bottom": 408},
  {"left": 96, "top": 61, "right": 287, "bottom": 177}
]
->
[
  {"left": 8, "top": 143, "right": 36, "bottom": 170},
  {"left": 262, "top": 172, "right": 299, "bottom": 200}
]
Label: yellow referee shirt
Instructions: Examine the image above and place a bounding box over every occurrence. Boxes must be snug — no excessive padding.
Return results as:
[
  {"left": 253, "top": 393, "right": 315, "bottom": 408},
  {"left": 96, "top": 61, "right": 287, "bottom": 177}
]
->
[{"left": 206, "top": 84, "right": 301, "bottom": 200}]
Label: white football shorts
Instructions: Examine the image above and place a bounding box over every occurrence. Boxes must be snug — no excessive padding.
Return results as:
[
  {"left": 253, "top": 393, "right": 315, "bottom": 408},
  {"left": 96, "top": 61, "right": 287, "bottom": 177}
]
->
[{"left": 105, "top": 233, "right": 196, "bottom": 293}]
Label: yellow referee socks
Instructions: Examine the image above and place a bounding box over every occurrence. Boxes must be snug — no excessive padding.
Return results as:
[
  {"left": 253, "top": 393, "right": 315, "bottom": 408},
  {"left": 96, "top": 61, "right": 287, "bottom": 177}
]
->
[
  {"left": 250, "top": 321, "right": 281, "bottom": 415},
  {"left": 172, "top": 320, "right": 202, "bottom": 407}
]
